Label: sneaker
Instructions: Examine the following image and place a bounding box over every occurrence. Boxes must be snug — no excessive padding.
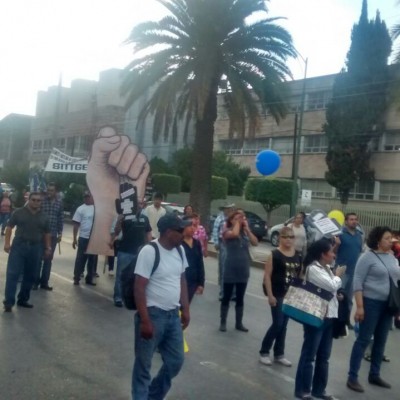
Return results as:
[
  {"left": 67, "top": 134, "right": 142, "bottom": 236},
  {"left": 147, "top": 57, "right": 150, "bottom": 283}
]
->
[
  {"left": 259, "top": 355, "right": 272, "bottom": 366},
  {"left": 274, "top": 357, "right": 292, "bottom": 367},
  {"left": 108, "top": 270, "right": 114, "bottom": 276}
]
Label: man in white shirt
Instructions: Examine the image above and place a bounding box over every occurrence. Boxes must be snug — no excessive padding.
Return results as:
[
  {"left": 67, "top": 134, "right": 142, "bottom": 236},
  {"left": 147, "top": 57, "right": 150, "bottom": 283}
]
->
[
  {"left": 143, "top": 192, "right": 166, "bottom": 239},
  {"left": 72, "top": 192, "right": 98, "bottom": 286},
  {"left": 132, "top": 214, "right": 191, "bottom": 400}
]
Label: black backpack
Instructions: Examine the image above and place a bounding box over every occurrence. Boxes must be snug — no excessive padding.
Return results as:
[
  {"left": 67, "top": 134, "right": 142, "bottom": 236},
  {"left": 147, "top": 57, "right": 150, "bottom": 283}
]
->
[{"left": 121, "top": 242, "right": 183, "bottom": 310}]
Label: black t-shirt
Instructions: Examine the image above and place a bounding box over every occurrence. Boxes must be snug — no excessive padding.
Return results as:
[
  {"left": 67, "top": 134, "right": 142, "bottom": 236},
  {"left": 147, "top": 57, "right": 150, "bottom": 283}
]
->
[
  {"left": 270, "top": 249, "right": 302, "bottom": 298},
  {"left": 118, "top": 215, "right": 151, "bottom": 254}
]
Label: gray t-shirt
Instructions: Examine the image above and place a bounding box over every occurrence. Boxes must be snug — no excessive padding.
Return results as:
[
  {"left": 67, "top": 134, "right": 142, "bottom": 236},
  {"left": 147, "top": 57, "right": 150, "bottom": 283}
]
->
[{"left": 353, "top": 250, "right": 400, "bottom": 301}]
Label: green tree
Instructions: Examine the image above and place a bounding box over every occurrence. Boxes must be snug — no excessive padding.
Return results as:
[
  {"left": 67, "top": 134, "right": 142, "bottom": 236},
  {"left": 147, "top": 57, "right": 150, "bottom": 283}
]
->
[
  {"left": 170, "top": 148, "right": 193, "bottom": 192},
  {"left": 1, "top": 164, "right": 29, "bottom": 206},
  {"left": 149, "top": 157, "right": 173, "bottom": 175},
  {"left": 121, "top": 0, "right": 296, "bottom": 222},
  {"left": 211, "top": 176, "right": 228, "bottom": 200},
  {"left": 324, "top": 0, "right": 392, "bottom": 204},
  {"left": 152, "top": 173, "right": 181, "bottom": 199},
  {"left": 244, "top": 178, "right": 294, "bottom": 224}
]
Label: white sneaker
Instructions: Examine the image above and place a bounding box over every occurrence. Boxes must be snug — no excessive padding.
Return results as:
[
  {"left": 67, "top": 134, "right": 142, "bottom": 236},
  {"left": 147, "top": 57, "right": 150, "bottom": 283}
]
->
[
  {"left": 274, "top": 357, "right": 292, "bottom": 367},
  {"left": 108, "top": 270, "right": 114, "bottom": 276},
  {"left": 259, "top": 355, "right": 272, "bottom": 366}
]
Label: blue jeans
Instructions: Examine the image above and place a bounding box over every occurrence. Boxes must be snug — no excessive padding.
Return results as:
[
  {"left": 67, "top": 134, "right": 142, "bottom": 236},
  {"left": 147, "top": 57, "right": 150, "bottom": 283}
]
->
[
  {"left": 4, "top": 238, "right": 42, "bottom": 306},
  {"left": 132, "top": 307, "right": 184, "bottom": 400},
  {"left": 73, "top": 237, "right": 98, "bottom": 283},
  {"left": 0, "top": 212, "right": 10, "bottom": 233},
  {"left": 348, "top": 297, "right": 392, "bottom": 382},
  {"left": 114, "top": 251, "right": 135, "bottom": 303},
  {"left": 341, "top": 273, "right": 354, "bottom": 315},
  {"left": 295, "top": 319, "right": 334, "bottom": 397},
  {"left": 259, "top": 297, "right": 289, "bottom": 358},
  {"left": 36, "top": 235, "right": 58, "bottom": 286}
]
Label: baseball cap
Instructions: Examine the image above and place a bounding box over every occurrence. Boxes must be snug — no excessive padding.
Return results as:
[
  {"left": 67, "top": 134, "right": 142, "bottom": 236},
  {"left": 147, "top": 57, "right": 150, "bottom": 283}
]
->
[{"left": 157, "top": 214, "right": 192, "bottom": 234}]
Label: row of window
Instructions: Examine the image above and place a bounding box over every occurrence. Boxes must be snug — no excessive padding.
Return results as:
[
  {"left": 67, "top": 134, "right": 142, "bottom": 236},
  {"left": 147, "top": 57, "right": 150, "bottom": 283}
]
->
[
  {"left": 31, "top": 136, "right": 91, "bottom": 155},
  {"left": 222, "top": 132, "right": 400, "bottom": 156}
]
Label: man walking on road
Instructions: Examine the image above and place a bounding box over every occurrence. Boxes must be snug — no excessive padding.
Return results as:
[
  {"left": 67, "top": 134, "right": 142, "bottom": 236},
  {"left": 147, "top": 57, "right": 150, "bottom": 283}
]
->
[
  {"left": 335, "top": 212, "right": 363, "bottom": 326},
  {"left": 3, "top": 192, "right": 51, "bottom": 312},
  {"left": 34, "top": 182, "right": 63, "bottom": 290},
  {"left": 132, "top": 214, "right": 191, "bottom": 400},
  {"left": 143, "top": 192, "right": 166, "bottom": 239},
  {"left": 72, "top": 192, "right": 98, "bottom": 286}
]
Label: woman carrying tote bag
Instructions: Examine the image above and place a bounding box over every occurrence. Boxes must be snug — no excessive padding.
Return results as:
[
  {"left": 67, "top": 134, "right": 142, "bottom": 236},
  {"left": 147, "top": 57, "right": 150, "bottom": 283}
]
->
[{"left": 294, "top": 239, "right": 345, "bottom": 400}]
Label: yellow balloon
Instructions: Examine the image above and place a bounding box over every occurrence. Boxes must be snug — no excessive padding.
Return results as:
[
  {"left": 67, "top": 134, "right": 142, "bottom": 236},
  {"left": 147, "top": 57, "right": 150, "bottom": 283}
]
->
[{"left": 328, "top": 210, "right": 345, "bottom": 226}]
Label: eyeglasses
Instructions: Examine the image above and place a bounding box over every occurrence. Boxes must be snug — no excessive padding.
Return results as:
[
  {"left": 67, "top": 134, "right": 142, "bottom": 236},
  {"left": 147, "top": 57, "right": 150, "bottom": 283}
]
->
[{"left": 280, "top": 235, "right": 295, "bottom": 239}]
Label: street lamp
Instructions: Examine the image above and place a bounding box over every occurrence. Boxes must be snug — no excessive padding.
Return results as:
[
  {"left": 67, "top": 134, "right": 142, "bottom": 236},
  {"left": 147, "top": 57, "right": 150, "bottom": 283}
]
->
[{"left": 290, "top": 56, "right": 308, "bottom": 217}]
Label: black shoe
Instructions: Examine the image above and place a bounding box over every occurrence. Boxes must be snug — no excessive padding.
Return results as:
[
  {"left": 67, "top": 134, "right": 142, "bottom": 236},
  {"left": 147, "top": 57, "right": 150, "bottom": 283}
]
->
[
  {"left": 73, "top": 280, "right": 79, "bottom": 285},
  {"left": 347, "top": 323, "right": 354, "bottom": 330},
  {"left": 368, "top": 376, "right": 391, "bottom": 388},
  {"left": 85, "top": 281, "right": 96, "bottom": 286},
  {"left": 94, "top": 273, "right": 100, "bottom": 278},
  {"left": 32, "top": 284, "right": 39, "bottom": 290},
  {"left": 17, "top": 302, "right": 34, "bottom": 309},
  {"left": 1, "top": 232, "right": 5, "bottom": 236},
  {"left": 347, "top": 379, "right": 364, "bottom": 392},
  {"left": 40, "top": 285, "right": 53, "bottom": 291},
  {"left": 3, "top": 301, "right": 12, "bottom": 312},
  {"left": 114, "top": 301, "right": 123, "bottom": 308}
]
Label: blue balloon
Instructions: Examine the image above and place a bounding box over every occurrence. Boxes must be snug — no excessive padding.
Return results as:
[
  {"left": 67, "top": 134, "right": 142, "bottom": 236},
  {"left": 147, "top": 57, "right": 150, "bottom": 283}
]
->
[{"left": 255, "top": 150, "right": 281, "bottom": 175}]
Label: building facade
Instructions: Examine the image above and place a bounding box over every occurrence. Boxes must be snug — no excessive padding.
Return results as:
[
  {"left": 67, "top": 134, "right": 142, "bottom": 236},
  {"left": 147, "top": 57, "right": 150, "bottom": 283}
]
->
[{"left": 214, "top": 71, "right": 400, "bottom": 206}]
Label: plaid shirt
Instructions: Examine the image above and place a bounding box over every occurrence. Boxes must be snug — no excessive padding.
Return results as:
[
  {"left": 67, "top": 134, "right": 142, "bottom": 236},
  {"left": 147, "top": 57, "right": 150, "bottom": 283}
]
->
[{"left": 41, "top": 197, "right": 64, "bottom": 236}]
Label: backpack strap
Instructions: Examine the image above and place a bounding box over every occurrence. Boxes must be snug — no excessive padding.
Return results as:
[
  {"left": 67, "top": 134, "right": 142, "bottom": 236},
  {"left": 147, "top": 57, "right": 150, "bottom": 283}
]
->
[{"left": 148, "top": 241, "right": 160, "bottom": 276}]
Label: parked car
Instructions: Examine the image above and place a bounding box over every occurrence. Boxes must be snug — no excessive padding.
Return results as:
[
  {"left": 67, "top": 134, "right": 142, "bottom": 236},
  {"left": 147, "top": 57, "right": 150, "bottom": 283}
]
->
[
  {"left": 268, "top": 212, "right": 364, "bottom": 247},
  {"left": 0, "top": 182, "right": 15, "bottom": 193},
  {"left": 210, "top": 210, "right": 267, "bottom": 241}
]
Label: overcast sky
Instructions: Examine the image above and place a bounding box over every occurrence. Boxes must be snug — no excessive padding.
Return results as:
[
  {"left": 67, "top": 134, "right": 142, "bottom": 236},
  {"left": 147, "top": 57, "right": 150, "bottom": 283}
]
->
[{"left": 1, "top": 0, "right": 398, "bottom": 119}]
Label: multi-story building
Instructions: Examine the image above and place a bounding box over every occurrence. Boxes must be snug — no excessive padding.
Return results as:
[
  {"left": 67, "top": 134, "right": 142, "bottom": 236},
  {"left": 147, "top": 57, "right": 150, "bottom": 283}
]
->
[
  {"left": 214, "top": 70, "right": 400, "bottom": 206},
  {"left": 0, "top": 113, "right": 33, "bottom": 170}
]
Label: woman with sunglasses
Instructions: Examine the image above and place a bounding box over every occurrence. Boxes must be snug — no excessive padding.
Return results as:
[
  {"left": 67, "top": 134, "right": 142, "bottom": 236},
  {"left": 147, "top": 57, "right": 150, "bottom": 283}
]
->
[
  {"left": 259, "top": 227, "right": 302, "bottom": 367},
  {"left": 219, "top": 210, "right": 258, "bottom": 332}
]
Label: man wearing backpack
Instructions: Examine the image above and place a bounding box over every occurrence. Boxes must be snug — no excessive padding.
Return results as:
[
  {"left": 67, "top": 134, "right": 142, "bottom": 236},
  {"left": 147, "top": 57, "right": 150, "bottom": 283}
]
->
[{"left": 132, "top": 214, "right": 191, "bottom": 400}]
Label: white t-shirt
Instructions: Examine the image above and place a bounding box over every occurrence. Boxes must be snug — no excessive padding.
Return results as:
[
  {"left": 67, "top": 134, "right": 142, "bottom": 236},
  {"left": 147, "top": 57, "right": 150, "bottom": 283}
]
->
[
  {"left": 143, "top": 205, "right": 166, "bottom": 238},
  {"left": 135, "top": 240, "right": 188, "bottom": 310},
  {"left": 72, "top": 204, "right": 94, "bottom": 239}
]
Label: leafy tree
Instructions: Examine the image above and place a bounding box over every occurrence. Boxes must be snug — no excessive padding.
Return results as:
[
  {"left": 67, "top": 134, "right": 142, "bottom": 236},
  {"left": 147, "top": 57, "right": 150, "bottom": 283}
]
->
[
  {"left": 170, "top": 148, "right": 193, "bottom": 192},
  {"left": 121, "top": 0, "right": 296, "bottom": 222},
  {"left": 44, "top": 172, "right": 87, "bottom": 192},
  {"left": 211, "top": 176, "right": 228, "bottom": 200},
  {"left": 212, "top": 151, "right": 250, "bottom": 196},
  {"left": 244, "top": 178, "right": 294, "bottom": 224},
  {"left": 324, "top": 0, "right": 392, "bottom": 204},
  {"left": 149, "top": 157, "right": 173, "bottom": 175},
  {"left": 1, "top": 164, "right": 30, "bottom": 207},
  {"left": 152, "top": 173, "right": 181, "bottom": 199}
]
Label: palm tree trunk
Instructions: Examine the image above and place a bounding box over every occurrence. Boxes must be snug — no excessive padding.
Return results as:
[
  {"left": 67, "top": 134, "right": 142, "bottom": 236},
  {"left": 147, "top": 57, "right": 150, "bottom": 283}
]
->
[{"left": 189, "top": 89, "right": 218, "bottom": 230}]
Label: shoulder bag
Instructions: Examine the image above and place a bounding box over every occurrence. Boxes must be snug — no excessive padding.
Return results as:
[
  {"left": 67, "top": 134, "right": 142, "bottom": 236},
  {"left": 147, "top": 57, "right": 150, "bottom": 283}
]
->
[{"left": 282, "top": 264, "right": 334, "bottom": 328}]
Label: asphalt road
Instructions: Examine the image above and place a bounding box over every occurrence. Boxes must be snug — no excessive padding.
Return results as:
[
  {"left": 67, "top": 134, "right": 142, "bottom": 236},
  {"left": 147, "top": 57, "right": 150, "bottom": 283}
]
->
[{"left": 0, "top": 225, "right": 399, "bottom": 400}]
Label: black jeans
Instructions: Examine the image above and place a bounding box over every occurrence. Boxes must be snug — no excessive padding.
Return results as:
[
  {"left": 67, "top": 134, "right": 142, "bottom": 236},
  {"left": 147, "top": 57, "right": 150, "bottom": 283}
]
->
[
  {"left": 221, "top": 282, "right": 247, "bottom": 307},
  {"left": 73, "top": 237, "right": 98, "bottom": 283},
  {"left": 259, "top": 297, "right": 289, "bottom": 358},
  {"left": 36, "top": 235, "right": 58, "bottom": 286}
]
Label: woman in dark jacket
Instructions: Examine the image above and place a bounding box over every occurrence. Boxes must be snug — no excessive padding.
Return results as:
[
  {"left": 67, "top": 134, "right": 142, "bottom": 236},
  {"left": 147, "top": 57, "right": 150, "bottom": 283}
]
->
[
  {"left": 219, "top": 210, "right": 258, "bottom": 332},
  {"left": 181, "top": 217, "right": 205, "bottom": 303}
]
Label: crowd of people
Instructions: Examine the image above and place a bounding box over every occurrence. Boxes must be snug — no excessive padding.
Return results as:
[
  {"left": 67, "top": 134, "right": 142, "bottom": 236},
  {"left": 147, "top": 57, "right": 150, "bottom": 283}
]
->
[{"left": 2, "top": 186, "right": 400, "bottom": 400}]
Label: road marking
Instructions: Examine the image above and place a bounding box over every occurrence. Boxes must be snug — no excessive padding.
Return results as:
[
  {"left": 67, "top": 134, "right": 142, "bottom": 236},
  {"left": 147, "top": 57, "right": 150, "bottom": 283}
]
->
[{"left": 51, "top": 272, "right": 114, "bottom": 303}]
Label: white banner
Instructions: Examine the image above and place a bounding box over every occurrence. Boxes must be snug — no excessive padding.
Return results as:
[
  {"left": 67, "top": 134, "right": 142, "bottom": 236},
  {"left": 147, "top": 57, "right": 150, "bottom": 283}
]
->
[{"left": 45, "top": 148, "right": 88, "bottom": 173}]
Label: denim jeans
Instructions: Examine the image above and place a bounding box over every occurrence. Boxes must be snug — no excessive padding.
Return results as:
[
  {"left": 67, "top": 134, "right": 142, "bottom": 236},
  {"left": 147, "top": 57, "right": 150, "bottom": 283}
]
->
[
  {"left": 0, "top": 212, "right": 10, "bottom": 233},
  {"left": 4, "top": 238, "right": 42, "bottom": 306},
  {"left": 259, "top": 297, "right": 289, "bottom": 358},
  {"left": 73, "top": 237, "right": 98, "bottom": 283},
  {"left": 348, "top": 297, "right": 392, "bottom": 382},
  {"left": 36, "top": 235, "right": 58, "bottom": 286},
  {"left": 341, "top": 273, "right": 354, "bottom": 315},
  {"left": 114, "top": 251, "right": 135, "bottom": 303},
  {"left": 295, "top": 319, "right": 334, "bottom": 397},
  {"left": 132, "top": 307, "right": 184, "bottom": 400}
]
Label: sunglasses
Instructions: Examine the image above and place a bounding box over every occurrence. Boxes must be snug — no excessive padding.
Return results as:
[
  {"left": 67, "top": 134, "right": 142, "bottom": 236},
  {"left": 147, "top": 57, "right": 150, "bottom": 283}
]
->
[{"left": 280, "top": 235, "right": 295, "bottom": 239}]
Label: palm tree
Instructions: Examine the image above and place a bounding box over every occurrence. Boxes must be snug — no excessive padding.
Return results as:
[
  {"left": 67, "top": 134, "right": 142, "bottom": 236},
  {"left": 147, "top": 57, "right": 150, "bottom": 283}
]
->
[
  {"left": 121, "top": 0, "right": 296, "bottom": 222},
  {"left": 392, "top": 1, "right": 400, "bottom": 62}
]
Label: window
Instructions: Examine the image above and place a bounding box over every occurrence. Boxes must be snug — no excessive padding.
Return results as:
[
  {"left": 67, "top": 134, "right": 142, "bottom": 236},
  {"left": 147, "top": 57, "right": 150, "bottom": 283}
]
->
[
  {"left": 271, "top": 137, "right": 293, "bottom": 154},
  {"left": 303, "top": 135, "right": 327, "bottom": 153},
  {"left": 43, "top": 139, "right": 52, "bottom": 153},
  {"left": 290, "top": 95, "right": 302, "bottom": 113},
  {"left": 32, "top": 140, "right": 42, "bottom": 154},
  {"left": 301, "top": 179, "right": 333, "bottom": 198},
  {"left": 242, "top": 138, "right": 271, "bottom": 155},
  {"left": 379, "top": 182, "right": 400, "bottom": 202},
  {"left": 56, "top": 138, "right": 66, "bottom": 149},
  {"left": 220, "top": 140, "right": 243, "bottom": 156},
  {"left": 384, "top": 133, "right": 400, "bottom": 151},
  {"left": 347, "top": 181, "right": 374, "bottom": 201},
  {"left": 307, "top": 91, "right": 330, "bottom": 110}
]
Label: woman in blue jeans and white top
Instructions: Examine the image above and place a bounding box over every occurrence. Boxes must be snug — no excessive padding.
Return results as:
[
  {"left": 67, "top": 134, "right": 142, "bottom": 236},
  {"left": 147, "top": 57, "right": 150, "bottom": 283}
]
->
[
  {"left": 347, "top": 226, "right": 400, "bottom": 393},
  {"left": 259, "top": 226, "right": 302, "bottom": 367},
  {"left": 294, "top": 239, "right": 345, "bottom": 400}
]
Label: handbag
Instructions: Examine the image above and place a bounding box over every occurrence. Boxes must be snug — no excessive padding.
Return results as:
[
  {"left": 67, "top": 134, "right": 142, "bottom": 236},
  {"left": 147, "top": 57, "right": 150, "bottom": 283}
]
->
[
  {"left": 372, "top": 252, "right": 400, "bottom": 316},
  {"left": 282, "top": 265, "right": 334, "bottom": 328}
]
